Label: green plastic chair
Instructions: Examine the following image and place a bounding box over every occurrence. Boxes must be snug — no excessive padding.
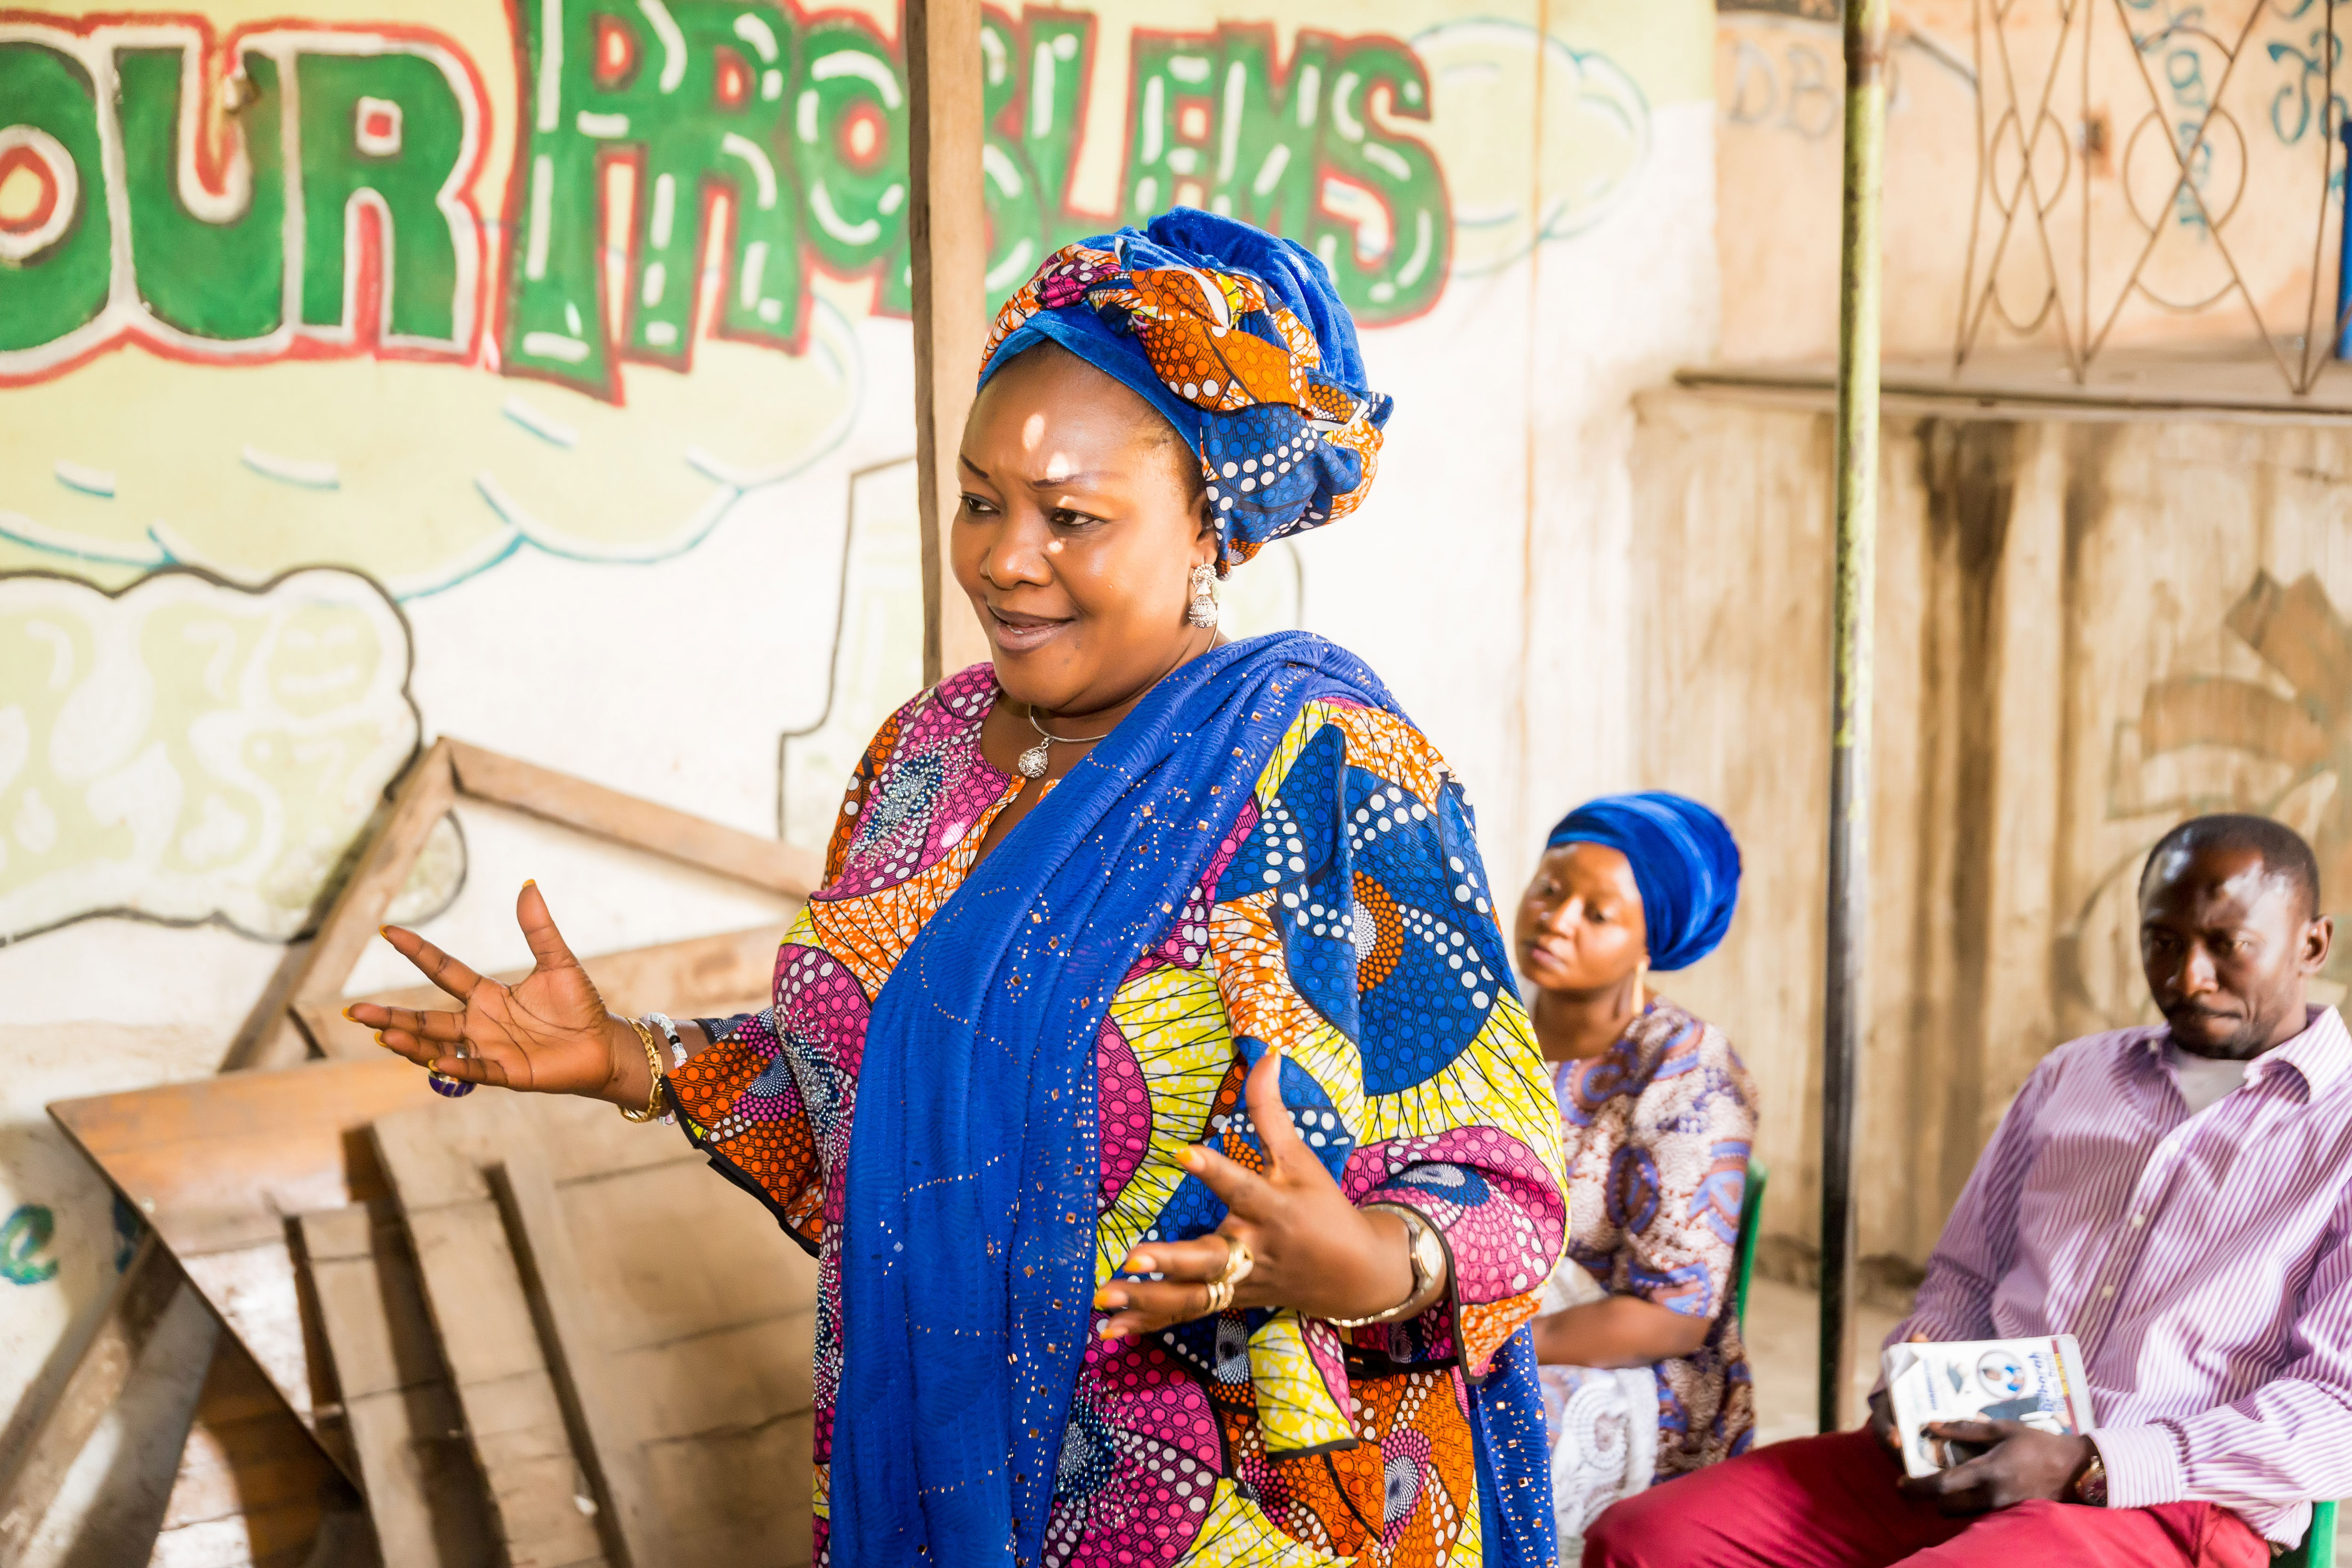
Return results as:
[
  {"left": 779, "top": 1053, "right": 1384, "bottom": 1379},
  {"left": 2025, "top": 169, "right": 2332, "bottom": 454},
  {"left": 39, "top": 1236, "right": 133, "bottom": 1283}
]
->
[
  {"left": 2281, "top": 1502, "right": 2338, "bottom": 1568},
  {"left": 1733, "top": 1159, "right": 1767, "bottom": 1333}
]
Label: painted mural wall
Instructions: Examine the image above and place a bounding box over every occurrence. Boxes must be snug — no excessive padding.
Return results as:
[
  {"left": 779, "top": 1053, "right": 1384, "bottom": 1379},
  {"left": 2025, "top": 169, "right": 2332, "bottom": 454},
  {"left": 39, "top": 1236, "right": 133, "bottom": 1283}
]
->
[{"left": 0, "top": 0, "right": 1720, "bottom": 1457}]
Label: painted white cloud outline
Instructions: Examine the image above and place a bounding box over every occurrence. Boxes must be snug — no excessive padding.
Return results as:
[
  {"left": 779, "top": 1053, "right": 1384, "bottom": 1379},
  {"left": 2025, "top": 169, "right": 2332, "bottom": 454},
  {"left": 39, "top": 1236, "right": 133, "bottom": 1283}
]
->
[
  {"left": 0, "top": 566, "right": 426, "bottom": 942},
  {"left": 4, "top": 297, "right": 866, "bottom": 602}
]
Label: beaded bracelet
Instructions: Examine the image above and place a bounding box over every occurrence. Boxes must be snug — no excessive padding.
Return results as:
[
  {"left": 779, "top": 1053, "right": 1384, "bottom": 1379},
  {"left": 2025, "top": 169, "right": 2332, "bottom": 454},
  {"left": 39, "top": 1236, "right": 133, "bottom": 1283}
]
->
[
  {"left": 618, "top": 1015, "right": 666, "bottom": 1123},
  {"left": 644, "top": 1013, "right": 685, "bottom": 1125}
]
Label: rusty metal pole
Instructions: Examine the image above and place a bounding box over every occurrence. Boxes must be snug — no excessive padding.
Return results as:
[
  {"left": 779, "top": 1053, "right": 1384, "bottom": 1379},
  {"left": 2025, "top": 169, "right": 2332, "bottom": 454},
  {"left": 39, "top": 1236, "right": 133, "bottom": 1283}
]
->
[{"left": 1820, "top": 0, "right": 1889, "bottom": 1437}]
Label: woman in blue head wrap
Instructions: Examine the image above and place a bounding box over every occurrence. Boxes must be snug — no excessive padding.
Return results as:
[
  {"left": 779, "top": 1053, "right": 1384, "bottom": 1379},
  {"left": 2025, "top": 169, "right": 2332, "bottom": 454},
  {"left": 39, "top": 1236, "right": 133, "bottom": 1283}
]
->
[
  {"left": 355, "top": 212, "right": 1566, "bottom": 1568},
  {"left": 1512, "top": 793, "right": 1758, "bottom": 1553}
]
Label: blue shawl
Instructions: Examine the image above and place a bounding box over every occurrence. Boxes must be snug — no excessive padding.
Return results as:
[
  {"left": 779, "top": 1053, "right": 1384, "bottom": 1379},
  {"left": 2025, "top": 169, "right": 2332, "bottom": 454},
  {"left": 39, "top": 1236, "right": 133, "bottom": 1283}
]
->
[{"left": 833, "top": 633, "right": 1382, "bottom": 1562}]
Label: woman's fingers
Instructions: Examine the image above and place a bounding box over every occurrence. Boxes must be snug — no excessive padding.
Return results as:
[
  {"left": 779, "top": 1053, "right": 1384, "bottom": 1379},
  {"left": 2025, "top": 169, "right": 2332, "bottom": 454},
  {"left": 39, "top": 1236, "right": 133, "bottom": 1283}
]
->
[
  {"left": 1184, "top": 1141, "right": 1275, "bottom": 1218},
  {"left": 370, "top": 1025, "right": 510, "bottom": 1088},
  {"left": 1100, "top": 1233, "right": 1261, "bottom": 1337},
  {"left": 419, "top": 1051, "right": 511, "bottom": 1089},
  {"left": 1240, "top": 1046, "right": 1310, "bottom": 1170},
  {"left": 369, "top": 1025, "right": 439, "bottom": 1068},
  {"left": 515, "top": 881, "right": 580, "bottom": 972},
  {"left": 1096, "top": 1279, "right": 1226, "bottom": 1338},
  {"left": 1115, "top": 1234, "right": 1234, "bottom": 1283},
  {"left": 380, "top": 925, "right": 485, "bottom": 1003},
  {"left": 348, "top": 1003, "right": 467, "bottom": 1043}
]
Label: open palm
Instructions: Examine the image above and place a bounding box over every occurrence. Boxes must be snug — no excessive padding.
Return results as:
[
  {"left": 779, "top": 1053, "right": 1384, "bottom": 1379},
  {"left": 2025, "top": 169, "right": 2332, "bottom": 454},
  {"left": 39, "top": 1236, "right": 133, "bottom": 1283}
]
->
[{"left": 349, "top": 881, "right": 624, "bottom": 1098}]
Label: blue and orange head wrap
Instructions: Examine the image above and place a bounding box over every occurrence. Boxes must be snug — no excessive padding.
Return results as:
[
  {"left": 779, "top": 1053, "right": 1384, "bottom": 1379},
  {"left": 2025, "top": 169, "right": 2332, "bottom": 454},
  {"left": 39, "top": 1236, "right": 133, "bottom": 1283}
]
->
[
  {"left": 976, "top": 208, "right": 1392, "bottom": 569},
  {"left": 1547, "top": 792, "right": 1742, "bottom": 972}
]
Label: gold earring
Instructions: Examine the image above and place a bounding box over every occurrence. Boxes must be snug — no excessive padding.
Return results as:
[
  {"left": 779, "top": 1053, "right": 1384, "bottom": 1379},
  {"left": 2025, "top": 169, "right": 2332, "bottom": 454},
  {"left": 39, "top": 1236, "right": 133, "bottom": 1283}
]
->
[{"left": 1186, "top": 563, "right": 1219, "bottom": 629}]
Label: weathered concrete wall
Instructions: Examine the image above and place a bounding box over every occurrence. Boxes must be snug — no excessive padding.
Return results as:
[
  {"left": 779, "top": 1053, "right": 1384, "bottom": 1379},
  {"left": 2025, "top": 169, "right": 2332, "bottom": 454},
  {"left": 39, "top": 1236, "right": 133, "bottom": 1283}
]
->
[{"left": 1633, "top": 385, "right": 2352, "bottom": 1266}]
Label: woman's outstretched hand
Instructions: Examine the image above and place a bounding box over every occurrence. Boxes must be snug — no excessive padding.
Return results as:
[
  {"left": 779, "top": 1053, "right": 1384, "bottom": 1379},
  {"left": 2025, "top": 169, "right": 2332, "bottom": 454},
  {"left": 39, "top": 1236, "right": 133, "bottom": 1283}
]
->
[
  {"left": 1095, "top": 1048, "right": 1422, "bottom": 1338},
  {"left": 348, "top": 881, "right": 645, "bottom": 1106}
]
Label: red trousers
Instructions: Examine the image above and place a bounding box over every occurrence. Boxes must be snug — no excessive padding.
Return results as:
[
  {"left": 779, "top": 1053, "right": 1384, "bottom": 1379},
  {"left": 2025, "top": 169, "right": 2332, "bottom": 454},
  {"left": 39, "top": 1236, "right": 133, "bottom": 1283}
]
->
[{"left": 1581, "top": 1429, "right": 2272, "bottom": 1568}]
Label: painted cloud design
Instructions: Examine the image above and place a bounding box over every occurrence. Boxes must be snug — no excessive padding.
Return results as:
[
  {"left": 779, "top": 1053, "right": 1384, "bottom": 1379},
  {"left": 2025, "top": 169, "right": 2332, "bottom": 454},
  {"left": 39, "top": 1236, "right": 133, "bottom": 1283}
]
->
[{"left": 0, "top": 568, "right": 428, "bottom": 940}]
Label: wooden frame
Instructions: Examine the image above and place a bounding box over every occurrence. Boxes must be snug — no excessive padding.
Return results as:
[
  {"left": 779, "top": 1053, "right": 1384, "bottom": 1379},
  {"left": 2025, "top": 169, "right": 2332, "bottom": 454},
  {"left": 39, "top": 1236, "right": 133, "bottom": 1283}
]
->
[
  {"left": 18, "top": 740, "right": 821, "bottom": 1560},
  {"left": 240, "top": 737, "right": 822, "bottom": 1071}
]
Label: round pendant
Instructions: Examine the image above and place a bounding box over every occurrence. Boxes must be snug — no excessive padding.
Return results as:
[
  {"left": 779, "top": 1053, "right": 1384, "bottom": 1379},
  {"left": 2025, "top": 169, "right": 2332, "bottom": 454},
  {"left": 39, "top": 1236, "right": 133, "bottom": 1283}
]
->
[
  {"left": 1016, "top": 742, "right": 1050, "bottom": 779},
  {"left": 428, "top": 1071, "right": 475, "bottom": 1098}
]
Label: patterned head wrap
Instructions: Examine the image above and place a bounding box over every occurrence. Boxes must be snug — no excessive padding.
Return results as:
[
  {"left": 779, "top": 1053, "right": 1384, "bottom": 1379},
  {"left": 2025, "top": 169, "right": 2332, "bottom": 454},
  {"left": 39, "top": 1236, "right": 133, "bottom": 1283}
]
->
[
  {"left": 1546, "top": 792, "right": 1742, "bottom": 972},
  {"left": 976, "top": 207, "right": 1392, "bottom": 569}
]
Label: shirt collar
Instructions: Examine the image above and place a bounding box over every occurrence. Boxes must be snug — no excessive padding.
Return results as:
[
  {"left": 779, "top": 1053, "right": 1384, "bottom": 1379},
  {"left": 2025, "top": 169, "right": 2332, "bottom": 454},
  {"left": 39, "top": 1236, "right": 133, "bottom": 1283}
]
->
[{"left": 2151, "top": 1004, "right": 2351, "bottom": 1101}]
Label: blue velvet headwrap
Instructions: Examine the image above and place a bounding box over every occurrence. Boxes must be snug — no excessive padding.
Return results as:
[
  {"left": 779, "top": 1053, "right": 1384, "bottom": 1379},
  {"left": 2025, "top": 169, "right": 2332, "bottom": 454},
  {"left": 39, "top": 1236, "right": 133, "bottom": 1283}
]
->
[
  {"left": 975, "top": 208, "right": 1391, "bottom": 569},
  {"left": 1546, "top": 792, "right": 1742, "bottom": 972}
]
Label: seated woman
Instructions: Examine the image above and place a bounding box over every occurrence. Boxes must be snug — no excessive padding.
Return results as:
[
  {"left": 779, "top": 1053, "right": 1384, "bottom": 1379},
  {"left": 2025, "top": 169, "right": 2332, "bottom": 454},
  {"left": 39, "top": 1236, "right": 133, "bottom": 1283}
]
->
[{"left": 1516, "top": 792, "right": 1756, "bottom": 1551}]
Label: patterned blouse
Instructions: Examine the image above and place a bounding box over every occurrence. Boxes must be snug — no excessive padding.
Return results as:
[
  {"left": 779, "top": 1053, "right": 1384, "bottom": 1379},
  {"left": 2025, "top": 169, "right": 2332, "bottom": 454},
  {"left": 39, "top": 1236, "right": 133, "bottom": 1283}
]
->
[
  {"left": 1553, "top": 998, "right": 1757, "bottom": 1477},
  {"left": 667, "top": 664, "right": 1567, "bottom": 1568}
]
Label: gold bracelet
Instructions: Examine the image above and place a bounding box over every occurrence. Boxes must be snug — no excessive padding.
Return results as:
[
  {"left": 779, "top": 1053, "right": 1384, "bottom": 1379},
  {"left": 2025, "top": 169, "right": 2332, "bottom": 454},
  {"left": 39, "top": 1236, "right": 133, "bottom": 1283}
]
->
[
  {"left": 618, "top": 1015, "right": 665, "bottom": 1123},
  {"left": 1328, "top": 1205, "right": 1449, "bottom": 1329}
]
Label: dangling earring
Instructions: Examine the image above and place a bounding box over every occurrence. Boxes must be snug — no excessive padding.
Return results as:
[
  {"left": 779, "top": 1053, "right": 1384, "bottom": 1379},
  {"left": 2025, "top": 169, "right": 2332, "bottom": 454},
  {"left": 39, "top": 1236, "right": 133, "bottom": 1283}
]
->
[
  {"left": 1630, "top": 957, "right": 1650, "bottom": 1018},
  {"left": 1186, "top": 562, "right": 1220, "bottom": 629}
]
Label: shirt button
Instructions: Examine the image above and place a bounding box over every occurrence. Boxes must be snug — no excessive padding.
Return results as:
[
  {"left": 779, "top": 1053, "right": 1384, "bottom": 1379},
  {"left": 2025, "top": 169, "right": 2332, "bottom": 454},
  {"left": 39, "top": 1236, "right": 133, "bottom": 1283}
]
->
[
  {"left": 2100, "top": 1285, "right": 2115, "bottom": 1298},
  {"left": 2129, "top": 1214, "right": 2146, "bottom": 1228}
]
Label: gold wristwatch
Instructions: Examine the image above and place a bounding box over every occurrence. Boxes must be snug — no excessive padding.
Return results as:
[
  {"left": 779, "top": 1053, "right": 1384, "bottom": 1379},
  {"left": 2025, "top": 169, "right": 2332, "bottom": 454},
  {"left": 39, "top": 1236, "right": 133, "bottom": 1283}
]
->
[
  {"left": 1330, "top": 1205, "right": 1448, "bottom": 1329},
  {"left": 2071, "top": 1447, "right": 2108, "bottom": 1507}
]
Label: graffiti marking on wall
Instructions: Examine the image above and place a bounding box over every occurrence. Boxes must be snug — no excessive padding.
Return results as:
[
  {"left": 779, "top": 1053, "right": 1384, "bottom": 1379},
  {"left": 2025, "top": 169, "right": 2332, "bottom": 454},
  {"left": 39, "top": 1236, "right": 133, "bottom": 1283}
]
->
[
  {"left": 0, "top": 1205, "right": 58, "bottom": 1286},
  {"left": 2066, "top": 571, "right": 2352, "bottom": 1022},
  {"left": 0, "top": 567, "right": 461, "bottom": 943},
  {"left": 1412, "top": 19, "right": 1649, "bottom": 276}
]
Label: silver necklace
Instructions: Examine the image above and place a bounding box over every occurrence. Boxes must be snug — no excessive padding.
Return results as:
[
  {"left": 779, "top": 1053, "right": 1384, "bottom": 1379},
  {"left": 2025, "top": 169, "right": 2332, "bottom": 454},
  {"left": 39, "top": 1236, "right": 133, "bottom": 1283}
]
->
[{"left": 1017, "top": 706, "right": 1110, "bottom": 779}]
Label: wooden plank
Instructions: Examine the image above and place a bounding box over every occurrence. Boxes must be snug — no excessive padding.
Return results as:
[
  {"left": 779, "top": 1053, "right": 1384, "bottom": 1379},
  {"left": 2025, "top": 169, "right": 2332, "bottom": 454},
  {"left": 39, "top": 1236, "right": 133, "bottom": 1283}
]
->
[
  {"left": 548, "top": 1146, "right": 818, "bottom": 1565},
  {"left": 373, "top": 1097, "right": 611, "bottom": 1568},
  {"left": 148, "top": 1333, "right": 374, "bottom": 1568},
  {"left": 47, "top": 1058, "right": 448, "bottom": 1474},
  {"left": 444, "top": 741, "right": 821, "bottom": 899},
  {"left": 242, "top": 742, "right": 457, "bottom": 1071},
  {"left": 370, "top": 1087, "right": 817, "bottom": 1566},
  {"left": 493, "top": 1156, "right": 672, "bottom": 1568},
  {"left": 906, "top": 0, "right": 993, "bottom": 685},
  {"left": 296, "top": 1206, "right": 494, "bottom": 1568},
  {"left": 0, "top": 1238, "right": 187, "bottom": 1559},
  {"left": 296, "top": 923, "right": 784, "bottom": 1061}
]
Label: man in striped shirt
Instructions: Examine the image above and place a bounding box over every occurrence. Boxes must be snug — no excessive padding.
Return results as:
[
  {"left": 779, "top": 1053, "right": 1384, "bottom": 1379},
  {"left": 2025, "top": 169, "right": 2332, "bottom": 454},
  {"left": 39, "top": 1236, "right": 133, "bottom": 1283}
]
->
[{"left": 1585, "top": 813, "right": 2348, "bottom": 1568}]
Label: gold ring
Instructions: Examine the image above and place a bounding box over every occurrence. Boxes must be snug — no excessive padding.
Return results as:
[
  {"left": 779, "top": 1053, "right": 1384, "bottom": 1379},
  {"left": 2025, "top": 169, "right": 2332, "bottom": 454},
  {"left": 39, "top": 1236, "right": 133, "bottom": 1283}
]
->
[
  {"left": 1216, "top": 1234, "right": 1255, "bottom": 1289},
  {"left": 1202, "top": 1276, "right": 1234, "bottom": 1316}
]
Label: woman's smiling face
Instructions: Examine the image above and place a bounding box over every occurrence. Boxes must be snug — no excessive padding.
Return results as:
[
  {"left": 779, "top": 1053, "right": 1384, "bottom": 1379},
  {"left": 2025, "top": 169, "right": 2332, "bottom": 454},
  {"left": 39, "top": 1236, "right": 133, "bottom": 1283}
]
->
[{"left": 954, "top": 342, "right": 1217, "bottom": 718}]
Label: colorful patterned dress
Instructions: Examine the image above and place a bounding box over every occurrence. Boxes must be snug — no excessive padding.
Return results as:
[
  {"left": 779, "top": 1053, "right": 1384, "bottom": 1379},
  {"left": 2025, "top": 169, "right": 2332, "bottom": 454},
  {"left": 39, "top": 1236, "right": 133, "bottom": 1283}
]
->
[
  {"left": 1537, "top": 997, "right": 1756, "bottom": 1539},
  {"left": 666, "top": 663, "right": 1567, "bottom": 1568}
]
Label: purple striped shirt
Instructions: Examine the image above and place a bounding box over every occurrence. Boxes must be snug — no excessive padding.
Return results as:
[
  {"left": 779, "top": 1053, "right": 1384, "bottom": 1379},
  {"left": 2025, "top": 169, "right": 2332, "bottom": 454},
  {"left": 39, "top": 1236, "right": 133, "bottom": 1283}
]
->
[{"left": 1891, "top": 1004, "right": 2352, "bottom": 1544}]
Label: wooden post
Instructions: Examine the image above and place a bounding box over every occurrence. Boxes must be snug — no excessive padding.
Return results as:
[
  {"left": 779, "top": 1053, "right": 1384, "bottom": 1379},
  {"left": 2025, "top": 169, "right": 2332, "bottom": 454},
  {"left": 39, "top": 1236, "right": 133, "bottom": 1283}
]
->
[
  {"left": 906, "top": 0, "right": 993, "bottom": 685},
  {"left": 237, "top": 741, "right": 456, "bottom": 1071},
  {"left": 1821, "top": 0, "right": 1889, "bottom": 1436}
]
